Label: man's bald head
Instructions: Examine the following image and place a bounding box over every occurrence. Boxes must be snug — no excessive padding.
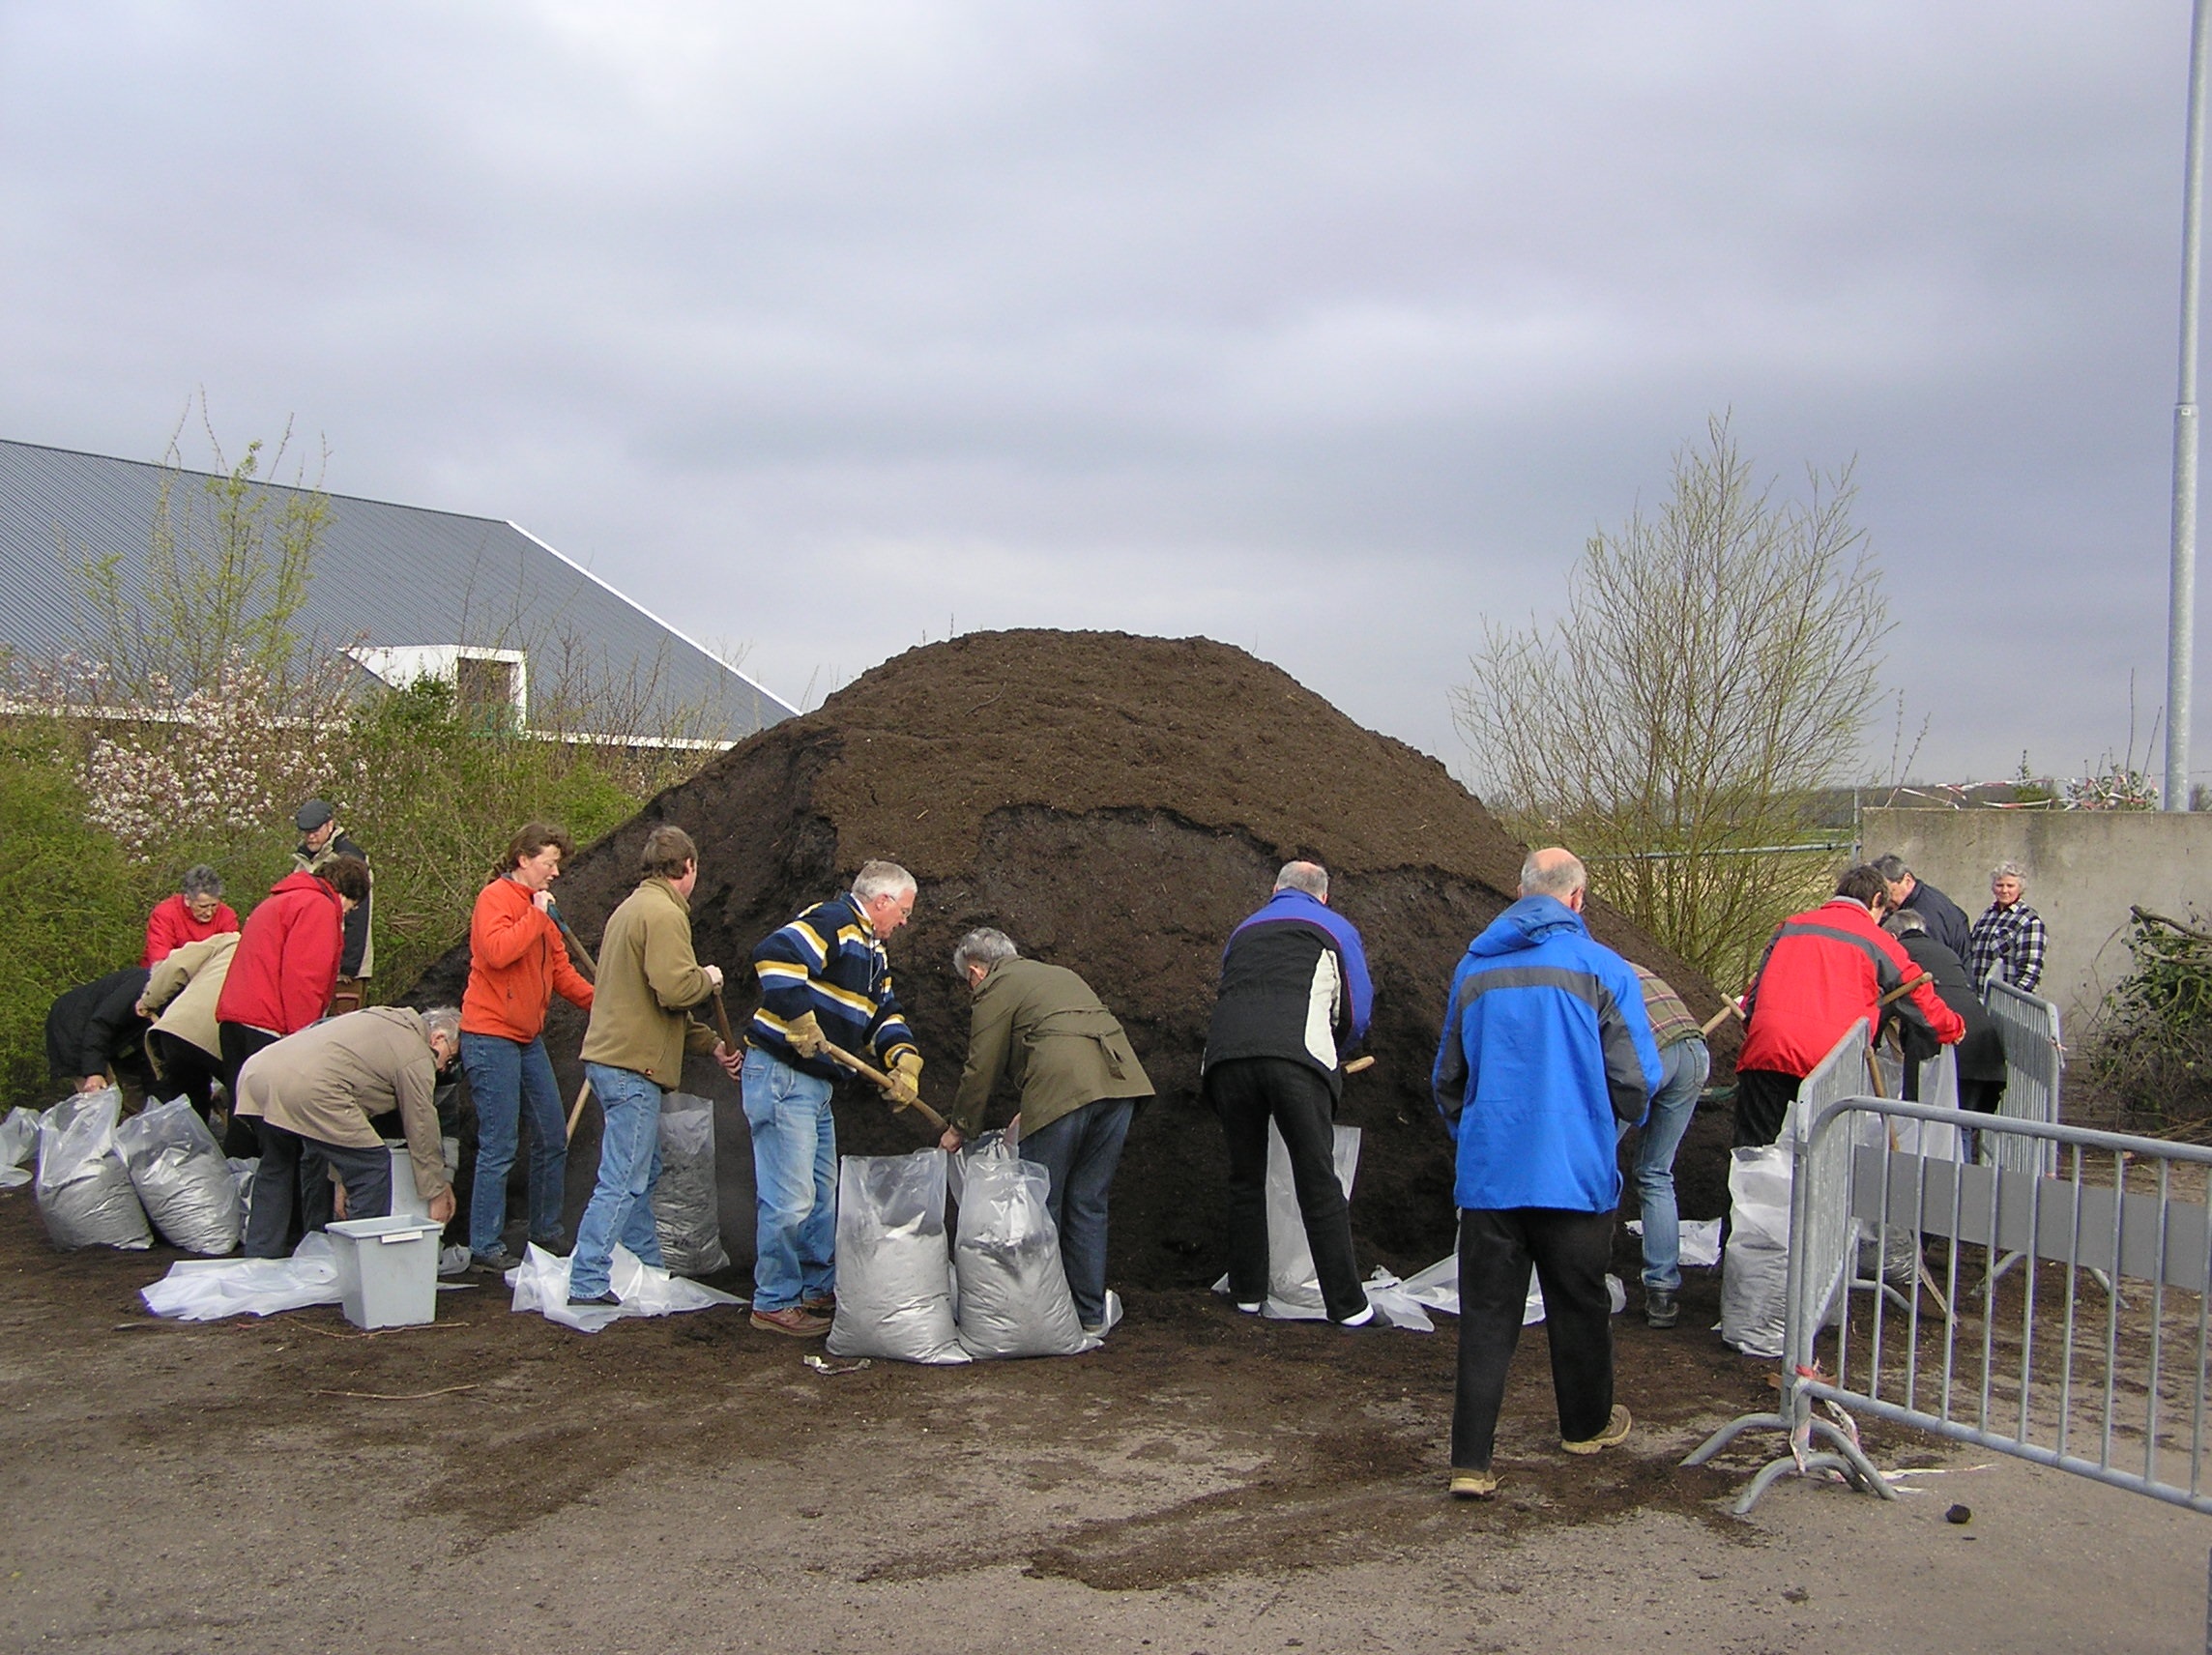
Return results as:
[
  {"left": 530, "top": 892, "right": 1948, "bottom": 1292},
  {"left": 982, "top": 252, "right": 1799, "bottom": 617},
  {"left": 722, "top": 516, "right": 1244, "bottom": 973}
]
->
[{"left": 1519, "top": 847, "right": 1588, "bottom": 908}]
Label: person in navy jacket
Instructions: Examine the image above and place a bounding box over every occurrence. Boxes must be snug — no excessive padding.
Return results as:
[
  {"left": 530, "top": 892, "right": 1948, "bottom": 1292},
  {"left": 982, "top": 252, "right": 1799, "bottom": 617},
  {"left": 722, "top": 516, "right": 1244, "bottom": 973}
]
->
[
  {"left": 1202, "top": 859, "right": 1377, "bottom": 1326},
  {"left": 1431, "top": 847, "right": 1661, "bottom": 1498}
]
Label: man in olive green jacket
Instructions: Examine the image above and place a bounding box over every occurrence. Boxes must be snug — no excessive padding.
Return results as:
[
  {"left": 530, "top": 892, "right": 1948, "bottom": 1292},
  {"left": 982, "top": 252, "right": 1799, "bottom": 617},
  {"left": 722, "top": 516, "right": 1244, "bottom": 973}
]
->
[
  {"left": 941, "top": 928, "right": 1151, "bottom": 1333},
  {"left": 235, "top": 1004, "right": 459, "bottom": 1257},
  {"left": 568, "top": 824, "right": 735, "bottom": 1306}
]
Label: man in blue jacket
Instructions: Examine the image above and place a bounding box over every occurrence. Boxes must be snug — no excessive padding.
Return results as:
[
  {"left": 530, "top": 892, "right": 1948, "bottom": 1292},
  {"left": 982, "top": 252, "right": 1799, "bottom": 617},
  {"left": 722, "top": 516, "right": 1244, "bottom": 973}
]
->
[
  {"left": 1203, "top": 859, "right": 1377, "bottom": 1326},
  {"left": 1431, "top": 847, "right": 1662, "bottom": 1498}
]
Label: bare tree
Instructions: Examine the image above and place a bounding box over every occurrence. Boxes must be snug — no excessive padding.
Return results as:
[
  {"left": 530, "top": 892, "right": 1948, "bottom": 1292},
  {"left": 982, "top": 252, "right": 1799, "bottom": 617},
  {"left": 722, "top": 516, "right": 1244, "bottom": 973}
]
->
[{"left": 1453, "top": 417, "right": 1891, "bottom": 987}]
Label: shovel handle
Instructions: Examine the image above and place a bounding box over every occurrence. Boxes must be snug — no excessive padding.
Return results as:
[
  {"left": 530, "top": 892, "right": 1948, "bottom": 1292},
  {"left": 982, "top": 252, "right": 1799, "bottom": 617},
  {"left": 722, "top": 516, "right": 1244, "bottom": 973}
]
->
[
  {"left": 710, "top": 987, "right": 740, "bottom": 1052},
  {"left": 1343, "top": 1055, "right": 1376, "bottom": 1074},
  {"left": 818, "top": 1038, "right": 949, "bottom": 1134},
  {"left": 565, "top": 1078, "right": 594, "bottom": 1141}
]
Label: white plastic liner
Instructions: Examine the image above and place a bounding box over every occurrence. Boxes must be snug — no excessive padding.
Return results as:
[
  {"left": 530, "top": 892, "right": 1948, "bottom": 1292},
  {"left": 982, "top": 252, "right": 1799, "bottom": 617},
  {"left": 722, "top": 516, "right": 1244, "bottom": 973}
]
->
[
  {"left": 505, "top": 1242, "right": 744, "bottom": 1333},
  {"left": 0, "top": 1105, "right": 41, "bottom": 1188},
  {"left": 1381, "top": 1252, "right": 1624, "bottom": 1326},
  {"left": 115, "top": 1096, "right": 241, "bottom": 1255},
  {"left": 655, "top": 1093, "right": 729, "bottom": 1277},
  {"left": 36, "top": 1088, "right": 152, "bottom": 1250},
  {"left": 140, "top": 1233, "right": 342, "bottom": 1320},
  {"left": 1720, "top": 1145, "right": 1792, "bottom": 1358},
  {"left": 950, "top": 1135, "right": 1095, "bottom": 1359},
  {"left": 826, "top": 1149, "right": 969, "bottom": 1365},
  {"left": 1625, "top": 1216, "right": 1724, "bottom": 1269}
]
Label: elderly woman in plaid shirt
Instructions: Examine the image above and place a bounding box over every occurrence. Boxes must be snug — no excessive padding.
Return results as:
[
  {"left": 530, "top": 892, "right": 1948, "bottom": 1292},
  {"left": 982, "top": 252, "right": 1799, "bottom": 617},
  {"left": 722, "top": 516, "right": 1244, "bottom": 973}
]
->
[{"left": 1967, "top": 861, "right": 2047, "bottom": 996}]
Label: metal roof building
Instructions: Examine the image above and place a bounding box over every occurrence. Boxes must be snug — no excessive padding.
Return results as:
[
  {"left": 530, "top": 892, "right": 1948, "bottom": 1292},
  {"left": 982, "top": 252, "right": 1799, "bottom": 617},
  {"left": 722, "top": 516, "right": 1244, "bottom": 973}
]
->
[{"left": 0, "top": 438, "right": 794, "bottom": 742}]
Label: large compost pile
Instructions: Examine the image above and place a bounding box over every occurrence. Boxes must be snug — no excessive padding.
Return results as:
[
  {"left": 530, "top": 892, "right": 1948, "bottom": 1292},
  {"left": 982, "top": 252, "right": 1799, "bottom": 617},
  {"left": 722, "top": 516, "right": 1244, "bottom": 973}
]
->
[{"left": 408, "top": 629, "right": 1735, "bottom": 1286}]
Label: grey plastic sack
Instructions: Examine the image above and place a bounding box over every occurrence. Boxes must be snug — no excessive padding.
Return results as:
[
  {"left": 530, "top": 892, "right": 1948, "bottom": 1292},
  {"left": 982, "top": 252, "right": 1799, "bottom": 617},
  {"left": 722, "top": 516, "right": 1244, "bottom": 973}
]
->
[
  {"left": 951, "top": 1137, "right": 1091, "bottom": 1359},
  {"left": 35, "top": 1088, "right": 152, "bottom": 1251},
  {"left": 0, "top": 1105, "right": 40, "bottom": 1188},
  {"left": 1719, "top": 1145, "right": 1790, "bottom": 1358},
  {"left": 116, "top": 1096, "right": 242, "bottom": 1255},
  {"left": 654, "top": 1093, "right": 729, "bottom": 1277},
  {"left": 826, "top": 1149, "right": 969, "bottom": 1365}
]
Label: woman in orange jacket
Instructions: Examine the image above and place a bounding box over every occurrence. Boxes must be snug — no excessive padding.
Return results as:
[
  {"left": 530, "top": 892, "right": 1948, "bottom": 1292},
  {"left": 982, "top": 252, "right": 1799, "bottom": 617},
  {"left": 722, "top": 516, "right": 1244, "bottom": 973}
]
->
[{"left": 459, "top": 824, "right": 595, "bottom": 1270}]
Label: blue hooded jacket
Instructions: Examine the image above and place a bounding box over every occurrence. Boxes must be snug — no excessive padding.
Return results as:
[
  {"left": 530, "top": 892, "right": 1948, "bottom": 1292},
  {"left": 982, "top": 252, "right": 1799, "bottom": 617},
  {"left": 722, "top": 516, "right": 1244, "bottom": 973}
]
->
[{"left": 1431, "top": 894, "right": 1662, "bottom": 1212}]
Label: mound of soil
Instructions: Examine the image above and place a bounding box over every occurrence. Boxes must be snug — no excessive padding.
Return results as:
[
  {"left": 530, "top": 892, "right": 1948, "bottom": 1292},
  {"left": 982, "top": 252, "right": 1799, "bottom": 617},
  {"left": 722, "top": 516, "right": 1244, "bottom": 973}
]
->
[{"left": 407, "top": 629, "right": 1739, "bottom": 1286}]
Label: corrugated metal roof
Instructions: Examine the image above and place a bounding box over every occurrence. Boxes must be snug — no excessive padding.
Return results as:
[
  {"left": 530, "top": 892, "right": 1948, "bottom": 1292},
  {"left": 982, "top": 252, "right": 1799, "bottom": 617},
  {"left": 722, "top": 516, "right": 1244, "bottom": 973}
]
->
[{"left": 0, "top": 438, "right": 795, "bottom": 740}]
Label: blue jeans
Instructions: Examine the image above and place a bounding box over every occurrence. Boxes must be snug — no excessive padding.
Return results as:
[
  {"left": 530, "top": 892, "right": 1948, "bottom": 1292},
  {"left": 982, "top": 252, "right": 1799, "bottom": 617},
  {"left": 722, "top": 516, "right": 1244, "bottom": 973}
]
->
[
  {"left": 1016, "top": 1096, "right": 1137, "bottom": 1328},
  {"left": 1622, "top": 1038, "right": 1709, "bottom": 1292},
  {"left": 460, "top": 1031, "right": 569, "bottom": 1260},
  {"left": 741, "top": 1046, "right": 836, "bottom": 1313},
  {"left": 568, "top": 1062, "right": 665, "bottom": 1298}
]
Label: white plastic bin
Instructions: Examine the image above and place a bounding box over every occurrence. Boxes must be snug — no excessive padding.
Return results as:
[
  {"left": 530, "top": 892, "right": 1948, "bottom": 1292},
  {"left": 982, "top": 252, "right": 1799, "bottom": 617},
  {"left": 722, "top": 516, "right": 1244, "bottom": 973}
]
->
[
  {"left": 328, "top": 1215, "right": 443, "bottom": 1329},
  {"left": 384, "top": 1137, "right": 461, "bottom": 1223}
]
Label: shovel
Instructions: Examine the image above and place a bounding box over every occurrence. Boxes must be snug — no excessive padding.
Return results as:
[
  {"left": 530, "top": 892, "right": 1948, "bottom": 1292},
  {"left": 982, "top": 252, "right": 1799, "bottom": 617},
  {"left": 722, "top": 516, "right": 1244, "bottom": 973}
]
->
[{"left": 816, "top": 1037, "right": 950, "bottom": 1134}]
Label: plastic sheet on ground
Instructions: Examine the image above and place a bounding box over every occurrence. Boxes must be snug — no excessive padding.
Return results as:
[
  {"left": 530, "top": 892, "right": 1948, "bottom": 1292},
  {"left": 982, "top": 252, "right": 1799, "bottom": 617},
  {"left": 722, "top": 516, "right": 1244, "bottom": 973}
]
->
[
  {"left": 0, "top": 1105, "right": 41, "bottom": 1188},
  {"left": 505, "top": 1242, "right": 745, "bottom": 1333},
  {"left": 949, "top": 1135, "right": 1095, "bottom": 1358},
  {"left": 1625, "top": 1216, "right": 1724, "bottom": 1269},
  {"left": 115, "top": 1096, "right": 241, "bottom": 1255},
  {"left": 36, "top": 1088, "right": 152, "bottom": 1250},
  {"left": 827, "top": 1149, "right": 969, "bottom": 1364},
  {"left": 140, "top": 1233, "right": 341, "bottom": 1320},
  {"left": 655, "top": 1093, "right": 729, "bottom": 1277},
  {"left": 1365, "top": 1252, "right": 1625, "bottom": 1325},
  {"left": 1210, "top": 1121, "right": 1384, "bottom": 1321}
]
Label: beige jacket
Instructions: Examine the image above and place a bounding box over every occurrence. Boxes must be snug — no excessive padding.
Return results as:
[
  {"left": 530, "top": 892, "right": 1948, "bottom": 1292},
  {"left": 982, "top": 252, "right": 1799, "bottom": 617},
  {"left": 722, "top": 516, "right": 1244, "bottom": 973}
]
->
[
  {"left": 233, "top": 1006, "right": 449, "bottom": 1202},
  {"left": 579, "top": 876, "right": 716, "bottom": 1086},
  {"left": 141, "top": 931, "right": 239, "bottom": 1059}
]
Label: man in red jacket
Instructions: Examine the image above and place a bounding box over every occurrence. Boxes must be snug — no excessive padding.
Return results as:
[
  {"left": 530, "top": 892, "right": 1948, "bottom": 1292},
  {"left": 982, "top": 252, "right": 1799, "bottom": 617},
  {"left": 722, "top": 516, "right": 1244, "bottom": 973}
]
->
[
  {"left": 214, "top": 857, "right": 373, "bottom": 1143},
  {"left": 1733, "top": 864, "right": 1966, "bottom": 1147}
]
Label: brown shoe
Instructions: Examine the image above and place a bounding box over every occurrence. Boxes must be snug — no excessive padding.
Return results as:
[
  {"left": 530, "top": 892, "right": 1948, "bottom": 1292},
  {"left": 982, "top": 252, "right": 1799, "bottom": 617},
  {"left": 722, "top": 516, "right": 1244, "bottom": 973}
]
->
[
  {"left": 750, "top": 1306, "right": 831, "bottom": 1338},
  {"left": 799, "top": 1292, "right": 835, "bottom": 1315},
  {"left": 1561, "top": 1404, "right": 1632, "bottom": 1455}
]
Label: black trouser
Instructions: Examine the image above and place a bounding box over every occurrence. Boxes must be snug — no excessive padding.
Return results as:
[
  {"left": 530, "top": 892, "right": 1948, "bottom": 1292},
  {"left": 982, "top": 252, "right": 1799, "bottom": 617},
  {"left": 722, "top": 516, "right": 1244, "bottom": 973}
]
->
[
  {"left": 1451, "top": 1206, "right": 1616, "bottom": 1471},
  {"left": 1205, "top": 1056, "right": 1367, "bottom": 1321},
  {"left": 1732, "top": 1067, "right": 1803, "bottom": 1147},
  {"left": 218, "top": 1023, "right": 283, "bottom": 1156},
  {"left": 243, "top": 1122, "right": 393, "bottom": 1259},
  {"left": 146, "top": 1030, "right": 224, "bottom": 1121}
]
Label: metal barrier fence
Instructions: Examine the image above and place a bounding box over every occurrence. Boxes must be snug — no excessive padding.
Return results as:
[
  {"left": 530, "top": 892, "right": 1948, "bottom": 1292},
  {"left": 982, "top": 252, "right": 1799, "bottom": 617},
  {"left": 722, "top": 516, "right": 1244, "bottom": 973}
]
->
[
  {"left": 1987, "top": 980, "right": 2063, "bottom": 1178},
  {"left": 1687, "top": 1095, "right": 2212, "bottom": 1523}
]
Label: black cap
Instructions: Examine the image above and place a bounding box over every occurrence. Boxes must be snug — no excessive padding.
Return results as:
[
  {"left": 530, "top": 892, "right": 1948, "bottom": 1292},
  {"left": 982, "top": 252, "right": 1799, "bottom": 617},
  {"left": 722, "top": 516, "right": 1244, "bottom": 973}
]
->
[{"left": 295, "top": 798, "right": 335, "bottom": 833}]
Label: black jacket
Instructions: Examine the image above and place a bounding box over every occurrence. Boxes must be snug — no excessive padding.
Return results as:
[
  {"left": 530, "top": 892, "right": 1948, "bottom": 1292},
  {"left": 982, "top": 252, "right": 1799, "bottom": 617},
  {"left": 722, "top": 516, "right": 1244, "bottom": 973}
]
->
[
  {"left": 1899, "top": 878, "right": 1974, "bottom": 966},
  {"left": 297, "top": 828, "right": 372, "bottom": 977},
  {"left": 1892, "top": 933, "right": 2006, "bottom": 1085},
  {"left": 44, "top": 967, "right": 152, "bottom": 1082},
  {"left": 1201, "top": 891, "right": 1372, "bottom": 1101}
]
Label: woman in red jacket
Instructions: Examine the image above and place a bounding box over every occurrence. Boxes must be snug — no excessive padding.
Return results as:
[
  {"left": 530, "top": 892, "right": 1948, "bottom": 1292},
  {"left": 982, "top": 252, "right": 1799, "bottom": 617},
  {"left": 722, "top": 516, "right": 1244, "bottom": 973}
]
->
[
  {"left": 459, "top": 823, "right": 595, "bottom": 1271},
  {"left": 141, "top": 864, "right": 241, "bottom": 966}
]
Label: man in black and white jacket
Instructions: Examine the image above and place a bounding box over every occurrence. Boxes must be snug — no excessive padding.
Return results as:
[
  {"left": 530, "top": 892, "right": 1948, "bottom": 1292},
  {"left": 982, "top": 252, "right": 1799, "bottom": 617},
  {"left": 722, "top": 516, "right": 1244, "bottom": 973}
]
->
[{"left": 1202, "top": 860, "right": 1377, "bottom": 1326}]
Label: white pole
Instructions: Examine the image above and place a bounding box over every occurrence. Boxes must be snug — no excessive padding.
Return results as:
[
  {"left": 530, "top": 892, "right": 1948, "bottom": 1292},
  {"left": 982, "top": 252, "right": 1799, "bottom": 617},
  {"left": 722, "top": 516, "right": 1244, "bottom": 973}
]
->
[{"left": 2167, "top": 0, "right": 2212, "bottom": 812}]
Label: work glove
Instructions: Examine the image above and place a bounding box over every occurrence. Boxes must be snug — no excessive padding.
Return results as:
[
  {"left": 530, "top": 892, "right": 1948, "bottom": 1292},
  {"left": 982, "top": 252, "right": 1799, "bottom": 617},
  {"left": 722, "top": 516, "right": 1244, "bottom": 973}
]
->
[
  {"left": 888, "top": 1051, "right": 923, "bottom": 1110},
  {"left": 785, "top": 1010, "right": 828, "bottom": 1059}
]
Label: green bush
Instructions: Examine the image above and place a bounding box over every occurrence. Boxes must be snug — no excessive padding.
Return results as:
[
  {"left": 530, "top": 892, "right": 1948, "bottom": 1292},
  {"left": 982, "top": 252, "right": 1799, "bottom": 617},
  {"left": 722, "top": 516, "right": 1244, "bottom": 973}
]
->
[{"left": 2080, "top": 908, "right": 2212, "bottom": 1126}]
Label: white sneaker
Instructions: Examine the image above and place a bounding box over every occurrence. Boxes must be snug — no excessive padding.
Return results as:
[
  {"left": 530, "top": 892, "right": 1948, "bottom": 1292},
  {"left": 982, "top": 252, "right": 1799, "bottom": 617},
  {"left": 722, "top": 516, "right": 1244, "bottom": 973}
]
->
[{"left": 1336, "top": 1303, "right": 1376, "bottom": 1327}]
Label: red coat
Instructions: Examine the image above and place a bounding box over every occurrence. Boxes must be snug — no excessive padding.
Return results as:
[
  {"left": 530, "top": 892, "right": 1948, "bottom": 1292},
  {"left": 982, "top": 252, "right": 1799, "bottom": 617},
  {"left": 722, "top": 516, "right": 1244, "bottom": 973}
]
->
[
  {"left": 141, "top": 894, "right": 241, "bottom": 966},
  {"left": 1739, "top": 896, "right": 1966, "bottom": 1078},
  {"left": 460, "top": 877, "right": 594, "bottom": 1042},
  {"left": 214, "top": 871, "right": 344, "bottom": 1036}
]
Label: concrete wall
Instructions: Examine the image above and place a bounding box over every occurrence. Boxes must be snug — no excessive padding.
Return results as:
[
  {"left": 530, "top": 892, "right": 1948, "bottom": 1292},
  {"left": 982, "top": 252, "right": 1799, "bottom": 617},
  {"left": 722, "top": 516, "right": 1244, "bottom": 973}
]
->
[{"left": 1861, "top": 808, "right": 2212, "bottom": 1029}]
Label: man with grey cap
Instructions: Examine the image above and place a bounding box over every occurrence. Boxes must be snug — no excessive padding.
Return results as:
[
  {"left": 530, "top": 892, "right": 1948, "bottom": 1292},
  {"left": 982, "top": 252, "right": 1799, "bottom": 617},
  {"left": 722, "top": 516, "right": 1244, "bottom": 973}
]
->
[{"left": 294, "top": 798, "right": 373, "bottom": 1014}]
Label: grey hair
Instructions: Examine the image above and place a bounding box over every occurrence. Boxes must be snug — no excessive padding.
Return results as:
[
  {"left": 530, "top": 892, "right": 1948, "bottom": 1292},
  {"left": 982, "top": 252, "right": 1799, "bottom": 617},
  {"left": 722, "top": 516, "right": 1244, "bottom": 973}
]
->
[
  {"left": 1991, "top": 860, "right": 2028, "bottom": 888},
  {"left": 852, "top": 859, "right": 917, "bottom": 905},
  {"left": 419, "top": 1006, "right": 462, "bottom": 1046},
  {"left": 951, "top": 927, "right": 1020, "bottom": 976},
  {"left": 1883, "top": 908, "right": 1928, "bottom": 938},
  {"left": 1871, "top": 854, "right": 1911, "bottom": 883},
  {"left": 179, "top": 863, "right": 224, "bottom": 900},
  {"left": 1519, "top": 849, "right": 1588, "bottom": 900},
  {"left": 1273, "top": 860, "right": 1329, "bottom": 899}
]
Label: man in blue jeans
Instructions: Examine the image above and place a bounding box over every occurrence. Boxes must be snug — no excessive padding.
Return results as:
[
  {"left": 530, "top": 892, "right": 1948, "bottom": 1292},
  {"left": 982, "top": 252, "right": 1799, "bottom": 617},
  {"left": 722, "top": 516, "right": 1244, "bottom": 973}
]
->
[
  {"left": 742, "top": 860, "right": 923, "bottom": 1337},
  {"left": 1624, "top": 966, "right": 1711, "bottom": 1329},
  {"left": 568, "top": 825, "right": 736, "bottom": 1307},
  {"left": 939, "top": 927, "right": 1153, "bottom": 1335}
]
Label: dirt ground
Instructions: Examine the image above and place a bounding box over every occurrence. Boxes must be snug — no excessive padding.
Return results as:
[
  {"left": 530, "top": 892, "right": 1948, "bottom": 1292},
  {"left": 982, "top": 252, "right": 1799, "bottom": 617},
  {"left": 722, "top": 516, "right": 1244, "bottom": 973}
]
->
[{"left": 3, "top": 1185, "right": 2204, "bottom": 1655}]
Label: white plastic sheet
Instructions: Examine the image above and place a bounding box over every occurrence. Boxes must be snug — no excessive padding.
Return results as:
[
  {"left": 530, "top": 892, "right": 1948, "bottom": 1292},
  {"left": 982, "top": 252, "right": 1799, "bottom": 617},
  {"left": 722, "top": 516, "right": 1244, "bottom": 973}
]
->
[
  {"left": 826, "top": 1149, "right": 969, "bottom": 1365},
  {"left": 1383, "top": 1252, "right": 1624, "bottom": 1325},
  {"left": 1720, "top": 1145, "right": 1792, "bottom": 1358},
  {"left": 140, "top": 1233, "right": 341, "bottom": 1320},
  {"left": 116, "top": 1097, "right": 241, "bottom": 1255},
  {"left": 655, "top": 1093, "right": 729, "bottom": 1277},
  {"left": 36, "top": 1088, "right": 152, "bottom": 1250},
  {"left": 0, "top": 1105, "right": 41, "bottom": 1188},
  {"left": 1625, "top": 1216, "right": 1724, "bottom": 1269},
  {"left": 505, "top": 1242, "right": 745, "bottom": 1333},
  {"left": 950, "top": 1136, "right": 1095, "bottom": 1359}
]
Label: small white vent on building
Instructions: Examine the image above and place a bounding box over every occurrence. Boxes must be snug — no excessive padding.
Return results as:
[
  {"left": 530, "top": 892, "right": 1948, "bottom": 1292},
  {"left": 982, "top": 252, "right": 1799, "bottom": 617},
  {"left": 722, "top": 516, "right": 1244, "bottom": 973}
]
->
[{"left": 351, "top": 645, "right": 528, "bottom": 725}]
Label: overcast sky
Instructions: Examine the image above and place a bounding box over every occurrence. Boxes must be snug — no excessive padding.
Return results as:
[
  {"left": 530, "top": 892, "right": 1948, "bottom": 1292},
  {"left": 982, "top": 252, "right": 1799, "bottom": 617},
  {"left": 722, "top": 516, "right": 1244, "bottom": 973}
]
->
[{"left": 1, "top": 3, "right": 2200, "bottom": 792}]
